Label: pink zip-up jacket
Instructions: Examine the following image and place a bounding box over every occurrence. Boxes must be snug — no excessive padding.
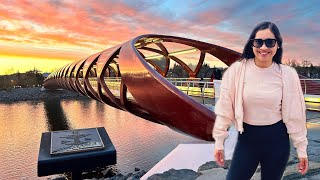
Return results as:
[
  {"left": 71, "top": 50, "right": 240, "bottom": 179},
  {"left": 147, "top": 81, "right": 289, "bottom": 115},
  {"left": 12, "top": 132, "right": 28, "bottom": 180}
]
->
[{"left": 213, "top": 59, "right": 308, "bottom": 158}]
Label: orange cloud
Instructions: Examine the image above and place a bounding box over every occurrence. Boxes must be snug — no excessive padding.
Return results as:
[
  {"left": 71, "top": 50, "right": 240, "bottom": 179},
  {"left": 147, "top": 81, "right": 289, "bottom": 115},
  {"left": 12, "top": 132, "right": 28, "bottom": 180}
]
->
[{"left": 0, "top": 0, "right": 318, "bottom": 75}]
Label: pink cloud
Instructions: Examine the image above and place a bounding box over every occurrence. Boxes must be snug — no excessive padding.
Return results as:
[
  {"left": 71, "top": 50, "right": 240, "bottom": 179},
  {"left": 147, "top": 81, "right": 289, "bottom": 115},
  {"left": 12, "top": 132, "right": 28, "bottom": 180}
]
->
[
  {"left": 188, "top": 10, "right": 227, "bottom": 26},
  {"left": 0, "top": 0, "right": 317, "bottom": 66},
  {"left": 0, "top": 0, "right": 239, "bottom": 46}
]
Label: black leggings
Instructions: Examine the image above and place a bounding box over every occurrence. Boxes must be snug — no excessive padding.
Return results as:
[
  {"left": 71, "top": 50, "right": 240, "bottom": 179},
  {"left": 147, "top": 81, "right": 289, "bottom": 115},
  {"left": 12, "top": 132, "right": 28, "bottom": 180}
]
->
[{"left": 226, "top": 120, "right": 290, "bottom": 180}]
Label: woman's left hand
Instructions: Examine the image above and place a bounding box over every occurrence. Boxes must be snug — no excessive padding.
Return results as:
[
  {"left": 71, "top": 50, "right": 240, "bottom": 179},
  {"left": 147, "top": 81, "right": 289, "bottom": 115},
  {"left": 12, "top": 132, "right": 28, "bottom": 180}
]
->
[{"left": 297, "top": 158, "right": 308, "bottom": 175}]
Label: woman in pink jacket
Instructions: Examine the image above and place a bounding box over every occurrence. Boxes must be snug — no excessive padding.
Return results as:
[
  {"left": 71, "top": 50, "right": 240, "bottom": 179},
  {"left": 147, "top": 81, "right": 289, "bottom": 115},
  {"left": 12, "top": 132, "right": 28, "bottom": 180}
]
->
[{"left": 212, "top": 21, "right": 308, "bottom": 180}]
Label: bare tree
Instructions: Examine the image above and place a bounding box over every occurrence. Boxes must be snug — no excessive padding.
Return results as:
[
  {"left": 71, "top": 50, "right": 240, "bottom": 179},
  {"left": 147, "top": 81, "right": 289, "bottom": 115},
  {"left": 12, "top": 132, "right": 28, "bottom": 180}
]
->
[
  {"left": 301, "top": 59, "right": 312, "bottom": 67},
  {"left": 285, "top": 58, "right": 299, "bottom": 67}
]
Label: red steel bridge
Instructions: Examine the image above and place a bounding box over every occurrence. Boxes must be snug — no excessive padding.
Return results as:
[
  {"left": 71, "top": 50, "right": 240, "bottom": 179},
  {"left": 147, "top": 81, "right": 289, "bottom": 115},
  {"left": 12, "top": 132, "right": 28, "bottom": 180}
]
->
[{"left": 43, "top": 34, "right": 320, "bottom": 141}]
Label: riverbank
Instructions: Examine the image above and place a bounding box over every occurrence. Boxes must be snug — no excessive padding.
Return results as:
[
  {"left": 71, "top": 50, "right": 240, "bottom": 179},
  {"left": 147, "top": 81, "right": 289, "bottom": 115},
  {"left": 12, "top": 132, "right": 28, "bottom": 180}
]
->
[
  {"left": 0, "top": 87, "right": 88, "bottom": 102},
  {"left": 52, "top": 166, "right": 146, "bottom": 180}
]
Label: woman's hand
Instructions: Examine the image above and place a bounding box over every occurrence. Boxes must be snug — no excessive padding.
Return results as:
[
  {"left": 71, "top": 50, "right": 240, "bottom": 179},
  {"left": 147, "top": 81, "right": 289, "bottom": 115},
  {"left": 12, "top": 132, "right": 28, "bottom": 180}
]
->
[
  {"left": 214, "top": 149, "right": 225, "bottom": 167},
  {"left": 297, "top": 158, "right": 308, "bottom": 175}
]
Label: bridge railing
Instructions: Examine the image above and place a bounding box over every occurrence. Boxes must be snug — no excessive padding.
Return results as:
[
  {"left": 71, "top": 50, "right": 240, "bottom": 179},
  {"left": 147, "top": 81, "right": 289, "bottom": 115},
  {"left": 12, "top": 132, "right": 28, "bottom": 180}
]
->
[
  {"left": 300, "top": 79, "right": 320, "bottom": 95},
  {"left": 99, "top": 77, "right": 216, "bottom": 98},
  {"left": 80, "top": 77, "right": 319, "bottom": 104},
  {"left": 83, "top": 77, "right": 218, "bottom": 104}
]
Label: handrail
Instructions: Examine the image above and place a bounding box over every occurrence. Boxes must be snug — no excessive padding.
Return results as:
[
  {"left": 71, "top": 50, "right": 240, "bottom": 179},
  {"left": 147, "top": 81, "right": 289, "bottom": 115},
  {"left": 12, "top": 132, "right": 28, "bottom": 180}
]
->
[
  {"left": 81, "top": 77, "right": 319, "bottom": 103},
  {"left": 299, "top": 79, "right": 320, "bottom": 96},
  {"left": 84, "top": 77, "right": 217, "bottom": 104}
]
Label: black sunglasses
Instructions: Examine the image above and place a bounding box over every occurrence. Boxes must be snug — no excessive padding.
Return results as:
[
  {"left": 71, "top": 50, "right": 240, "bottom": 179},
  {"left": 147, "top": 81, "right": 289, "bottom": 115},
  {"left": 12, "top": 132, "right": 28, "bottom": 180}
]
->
[{"left": 251, "top": 38, "right": 277, "bottom": 48}]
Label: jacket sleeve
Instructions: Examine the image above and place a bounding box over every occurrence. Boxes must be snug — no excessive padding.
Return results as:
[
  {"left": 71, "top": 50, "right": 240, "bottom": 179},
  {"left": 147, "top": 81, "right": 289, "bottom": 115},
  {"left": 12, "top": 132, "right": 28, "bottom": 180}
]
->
[
  {"left": 212, "top": 64, "right": 236, "bottom": 150},
  {"left": 283, "top": 67, "right": 308, "bottom": 158}
]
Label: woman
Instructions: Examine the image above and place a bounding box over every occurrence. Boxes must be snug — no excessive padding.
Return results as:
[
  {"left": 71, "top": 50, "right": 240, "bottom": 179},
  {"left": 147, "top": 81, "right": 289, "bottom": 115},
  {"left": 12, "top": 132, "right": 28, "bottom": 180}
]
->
[{"left": 212, "top": 21, "right": 308, "bottom": 180}]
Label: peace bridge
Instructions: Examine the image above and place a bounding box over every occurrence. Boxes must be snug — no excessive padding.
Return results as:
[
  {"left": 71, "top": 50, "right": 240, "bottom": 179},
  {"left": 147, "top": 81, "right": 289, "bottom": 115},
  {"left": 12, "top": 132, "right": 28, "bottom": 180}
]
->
[{"left": 43, "top": 34, "right": 320, "bottom": 141}]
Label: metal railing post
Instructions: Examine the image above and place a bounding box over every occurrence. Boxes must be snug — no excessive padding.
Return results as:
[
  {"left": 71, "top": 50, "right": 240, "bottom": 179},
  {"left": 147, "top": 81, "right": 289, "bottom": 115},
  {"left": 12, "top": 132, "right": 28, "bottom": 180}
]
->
[
  {"left": 304, "top": 79, "right": 307, "bottom": 95},
  {"left": 202, "top": 82, "right": 206, "bottom": 104},
  {"left": 187, "top": 82, "right": 190, "bottom": 95}
]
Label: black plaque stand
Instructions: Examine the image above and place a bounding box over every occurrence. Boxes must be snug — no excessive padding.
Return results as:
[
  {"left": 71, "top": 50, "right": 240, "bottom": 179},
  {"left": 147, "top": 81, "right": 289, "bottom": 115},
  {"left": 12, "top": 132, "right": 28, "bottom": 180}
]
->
[{"left": 37, "top": 127, "right": 116, "bottom": 179}]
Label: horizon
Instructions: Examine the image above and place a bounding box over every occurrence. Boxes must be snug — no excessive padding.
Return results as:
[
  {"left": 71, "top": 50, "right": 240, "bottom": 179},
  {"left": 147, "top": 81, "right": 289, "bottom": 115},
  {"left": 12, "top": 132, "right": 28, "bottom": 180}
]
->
[{"left": 0, "top": 0, "right": 319, "bottom": 75}]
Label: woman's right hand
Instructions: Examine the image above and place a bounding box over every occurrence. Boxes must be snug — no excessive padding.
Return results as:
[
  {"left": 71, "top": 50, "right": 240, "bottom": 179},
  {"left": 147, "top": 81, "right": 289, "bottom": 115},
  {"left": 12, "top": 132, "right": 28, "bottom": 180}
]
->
[{"left": 214, "top": 149, "right": 225, "bottom": 167}]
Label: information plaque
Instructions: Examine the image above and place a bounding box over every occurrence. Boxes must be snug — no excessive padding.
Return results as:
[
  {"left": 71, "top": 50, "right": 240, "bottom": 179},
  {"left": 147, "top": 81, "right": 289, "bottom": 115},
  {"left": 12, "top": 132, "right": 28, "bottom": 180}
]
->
[{"left": 50, "top": 128, "right": 105, "bottom": 155}]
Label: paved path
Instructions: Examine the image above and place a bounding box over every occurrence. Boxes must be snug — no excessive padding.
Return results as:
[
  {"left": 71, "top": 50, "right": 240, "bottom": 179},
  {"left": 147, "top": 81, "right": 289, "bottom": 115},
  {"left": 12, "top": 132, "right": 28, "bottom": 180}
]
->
[{"left": 143, "top": 111, "right": 320, "bottom": 180}]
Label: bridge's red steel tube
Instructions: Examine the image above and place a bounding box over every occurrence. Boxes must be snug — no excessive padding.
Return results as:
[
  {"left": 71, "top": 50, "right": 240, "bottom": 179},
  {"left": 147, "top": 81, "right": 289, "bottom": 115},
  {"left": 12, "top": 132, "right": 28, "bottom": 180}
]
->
[{"left": 44, "top": 34, "right": 241, "bottom": 141}]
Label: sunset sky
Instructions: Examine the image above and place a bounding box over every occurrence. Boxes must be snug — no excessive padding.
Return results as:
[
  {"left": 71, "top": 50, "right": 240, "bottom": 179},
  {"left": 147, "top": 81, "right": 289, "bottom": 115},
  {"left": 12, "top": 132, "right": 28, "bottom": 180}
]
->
[{"left": 0, "top": 0, "right": 319, "bottom": 75}]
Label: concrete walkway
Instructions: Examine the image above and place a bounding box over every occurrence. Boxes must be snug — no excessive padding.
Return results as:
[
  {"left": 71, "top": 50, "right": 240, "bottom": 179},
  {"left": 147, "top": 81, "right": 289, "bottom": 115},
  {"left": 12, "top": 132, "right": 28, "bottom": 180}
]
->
[
  {"left": 141, "top": 126, "right": 238, "bottom": 180},
  {"left": 142, "top": 111, "right": 320, "bottom": 180}
]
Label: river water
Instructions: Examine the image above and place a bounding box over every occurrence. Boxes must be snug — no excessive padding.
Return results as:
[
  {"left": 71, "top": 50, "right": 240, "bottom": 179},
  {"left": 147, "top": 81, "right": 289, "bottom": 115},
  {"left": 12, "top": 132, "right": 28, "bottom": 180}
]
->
[{"left": 0, "top": 99, "right": 206, "bottom": 179}]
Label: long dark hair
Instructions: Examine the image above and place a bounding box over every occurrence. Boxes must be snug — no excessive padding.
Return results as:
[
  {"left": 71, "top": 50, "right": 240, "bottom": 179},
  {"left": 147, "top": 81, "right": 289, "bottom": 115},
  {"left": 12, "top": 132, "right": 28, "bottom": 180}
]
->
[{"left": 240, "top": 22, "right": 283, "bottom": 64}]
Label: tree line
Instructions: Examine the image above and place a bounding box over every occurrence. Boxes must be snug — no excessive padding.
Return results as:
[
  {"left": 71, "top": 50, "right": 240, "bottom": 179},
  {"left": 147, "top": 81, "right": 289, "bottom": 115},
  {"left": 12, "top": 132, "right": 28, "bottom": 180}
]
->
[
  {"left": 0, "top": 69, "right": 44, "bottom": 90},
  {"left": 285, "top": 59, "right": 320, "bottom": 78},
  {"left": 167, "top": 59, "right": 319, "bottom": 79},
  {"left": 167, "top": 63, "right": 223, "bottom": 80}
]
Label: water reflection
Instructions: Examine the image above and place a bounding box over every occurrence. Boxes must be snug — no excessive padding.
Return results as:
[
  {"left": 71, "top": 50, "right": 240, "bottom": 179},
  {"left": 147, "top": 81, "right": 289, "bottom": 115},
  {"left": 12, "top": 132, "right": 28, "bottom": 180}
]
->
[
  {"left": 80, "top": 99, "right": 92, "bottom": 109},
  {"left": 44, "top": 100, "right": 70, "bottom": 131},
  {"left": 94, "top": 101, "right": 107, "bottom": 124}
]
